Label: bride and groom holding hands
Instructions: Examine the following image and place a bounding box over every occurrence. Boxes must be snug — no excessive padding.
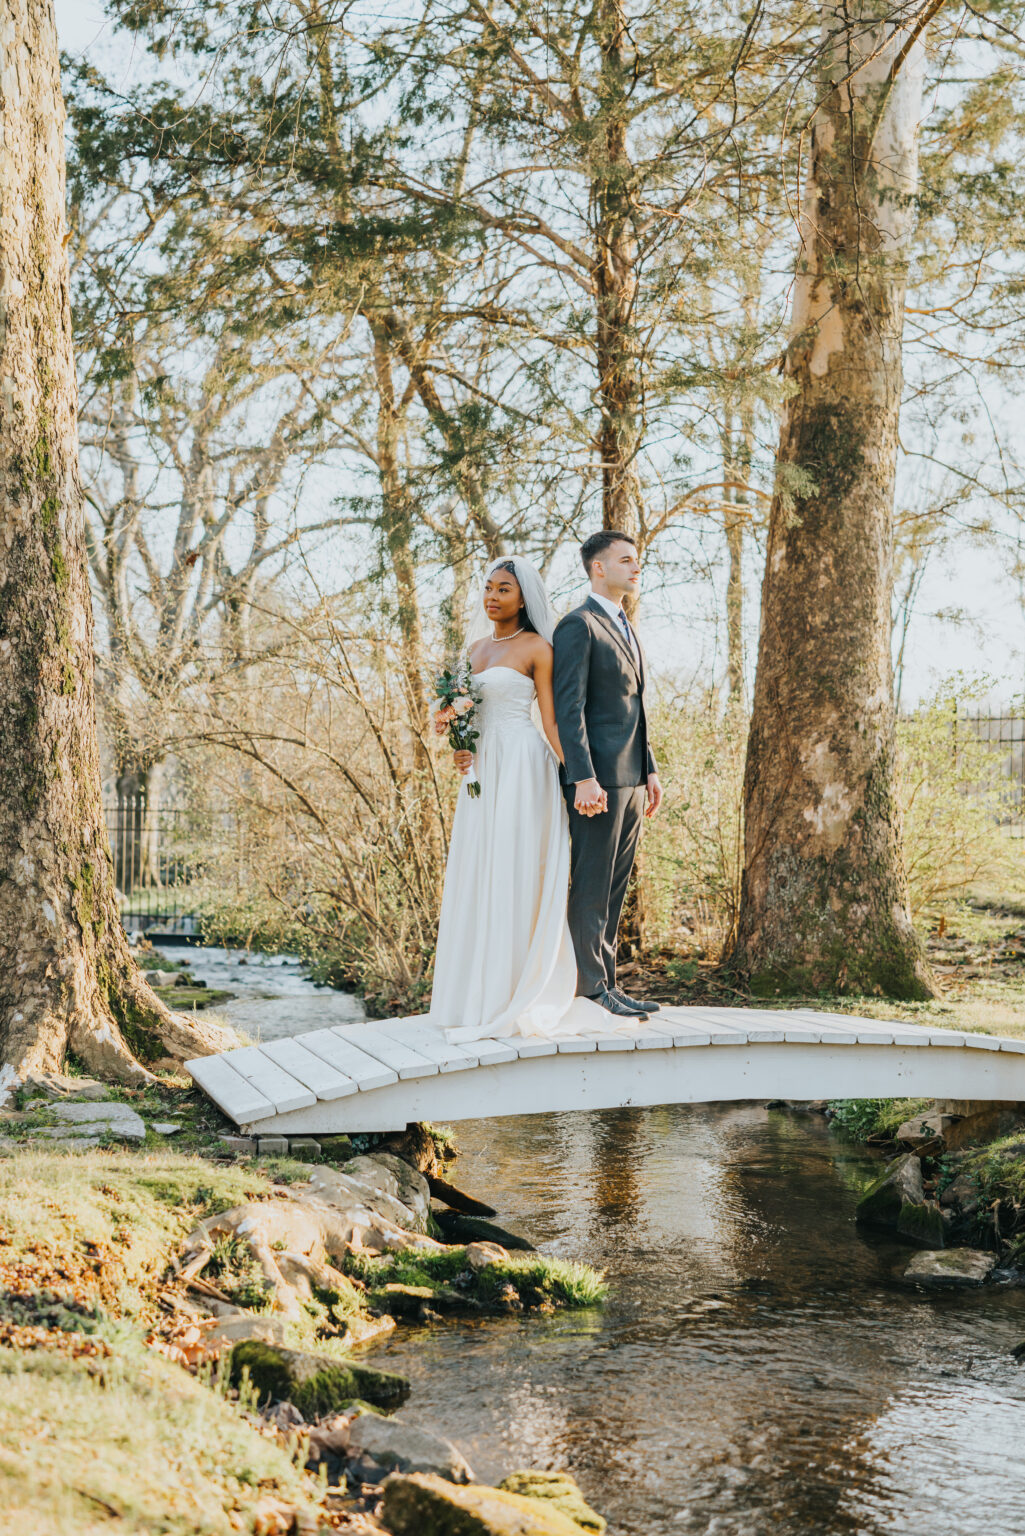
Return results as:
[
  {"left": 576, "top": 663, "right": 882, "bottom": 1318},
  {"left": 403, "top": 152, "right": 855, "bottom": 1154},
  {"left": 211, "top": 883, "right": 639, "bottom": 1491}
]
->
[{"left": 429, "top": 530, "right": 665, "bottom": 1045}]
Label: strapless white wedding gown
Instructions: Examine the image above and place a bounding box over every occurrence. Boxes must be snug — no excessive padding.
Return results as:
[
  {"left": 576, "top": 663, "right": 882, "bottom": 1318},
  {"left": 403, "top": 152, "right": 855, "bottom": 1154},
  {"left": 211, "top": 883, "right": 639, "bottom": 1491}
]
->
[{"left": 429, "top": 666, "right": 604, "bottom": 1042}]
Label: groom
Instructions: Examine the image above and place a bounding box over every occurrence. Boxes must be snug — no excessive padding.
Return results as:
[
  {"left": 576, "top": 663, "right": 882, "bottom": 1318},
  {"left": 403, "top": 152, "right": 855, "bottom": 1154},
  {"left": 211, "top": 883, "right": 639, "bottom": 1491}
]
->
[{"left": 553, "top": 530, "right": 663, "bottom": 1021}]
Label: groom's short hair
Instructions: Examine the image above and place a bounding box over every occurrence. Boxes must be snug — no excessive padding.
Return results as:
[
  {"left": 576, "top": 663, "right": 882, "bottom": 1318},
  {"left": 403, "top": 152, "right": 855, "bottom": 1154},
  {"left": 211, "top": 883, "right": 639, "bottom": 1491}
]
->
[{"left": 580, "top": 529, "right": 637, "bottom": 576}]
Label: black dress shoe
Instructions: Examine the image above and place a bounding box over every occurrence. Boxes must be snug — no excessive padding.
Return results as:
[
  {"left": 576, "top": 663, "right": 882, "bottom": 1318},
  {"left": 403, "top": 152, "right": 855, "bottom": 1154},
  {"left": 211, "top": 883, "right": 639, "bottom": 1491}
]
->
[
  {"left": 613, "top": 988, "right": 661, "bottom": 1014},
  {"left": 590, "top": 988, "right": 648, "bottom": 1020}
]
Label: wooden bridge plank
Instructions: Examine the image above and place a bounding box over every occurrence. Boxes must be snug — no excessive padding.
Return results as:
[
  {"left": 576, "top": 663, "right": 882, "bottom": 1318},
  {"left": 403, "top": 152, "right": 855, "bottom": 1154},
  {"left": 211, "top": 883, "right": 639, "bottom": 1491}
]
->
[
  {"left": 595, "top": 1033, "right": 638, "bottom": 1051},
  {"left": 338, "top": 1023, "right": 440, "bottom": 1080},
  {"left": 186, "top": 1053, "right": 275, "bottom": 1124},
  {"left": 646, "top": 1019, "right": 713, "bottom": 1047},
  {"left": 472, "top": 1038, "right": 522, "bottom": 1064},
  {"left": 261, "top": 1038, "right": 358, "bottom": 1100},
  {"left": 661, "top": 1009, "right": 749, "bottom": 1045},
  {"left": 512, "top": 1037, "right": 560, "bottom": 1058},
  {"left": 794, "top": 1012, "right": 976, "bottom": 1050},
  {"left": 719, "top": 1010, "right": 785, "bottom": 1043},
  {"left": 375, "top": 1019, "right": 482, "bottom": 1073},
  {"left": 299, "top": 1029, "right": 399, "bottom": 1091},
  {"left": 226, "top": 1046, "right": 317, "bottom": 1115}
]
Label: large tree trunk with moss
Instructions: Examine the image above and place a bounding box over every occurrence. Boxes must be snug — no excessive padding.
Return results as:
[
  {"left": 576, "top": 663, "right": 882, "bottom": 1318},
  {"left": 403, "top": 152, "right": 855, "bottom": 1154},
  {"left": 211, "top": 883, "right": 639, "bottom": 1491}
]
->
[
  {"left": 0, "top": 0, "right": 237, "bottom": 1089},
  {"left": 726, "top": 0, "right": 934, "bottom": 999}
]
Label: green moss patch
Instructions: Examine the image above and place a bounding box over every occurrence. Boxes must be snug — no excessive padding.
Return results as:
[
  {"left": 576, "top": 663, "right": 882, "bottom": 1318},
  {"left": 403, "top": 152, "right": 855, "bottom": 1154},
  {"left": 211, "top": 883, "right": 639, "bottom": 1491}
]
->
[
  {"left": 499, "top": 1470, "right": 606, "bottom": 1533},
  {"left": 345, "top": 1247, "right": 607, "bottom": 1310},
  {"left": 229, "top": 1339, "right": 409, "bottom": 1416}
]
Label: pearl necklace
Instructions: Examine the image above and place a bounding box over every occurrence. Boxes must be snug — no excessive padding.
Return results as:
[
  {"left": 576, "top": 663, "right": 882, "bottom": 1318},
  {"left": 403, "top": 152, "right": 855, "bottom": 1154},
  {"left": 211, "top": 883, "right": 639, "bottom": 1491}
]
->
[{"left": 492, "top": 627, "right": 524, "bottom": 643}]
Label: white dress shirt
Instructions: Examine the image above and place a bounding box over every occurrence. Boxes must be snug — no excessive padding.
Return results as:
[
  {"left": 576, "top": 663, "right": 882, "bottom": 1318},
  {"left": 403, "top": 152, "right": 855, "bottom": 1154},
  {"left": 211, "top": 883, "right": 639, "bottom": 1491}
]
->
[{"left": 589, "top": 590, "right": 640, "bottom": 668}]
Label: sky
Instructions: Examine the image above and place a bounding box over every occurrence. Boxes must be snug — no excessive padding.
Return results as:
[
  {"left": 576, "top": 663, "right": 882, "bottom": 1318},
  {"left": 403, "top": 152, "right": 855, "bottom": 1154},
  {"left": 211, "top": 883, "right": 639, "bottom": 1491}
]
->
[{"left": 54, "top": 0, "right": 1025, "bottom": 709}]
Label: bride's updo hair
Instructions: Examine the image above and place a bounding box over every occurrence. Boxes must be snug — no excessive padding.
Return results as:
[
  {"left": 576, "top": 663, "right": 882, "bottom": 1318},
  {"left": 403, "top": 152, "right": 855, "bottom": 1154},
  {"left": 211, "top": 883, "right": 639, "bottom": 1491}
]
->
[{"left": 495, "top": 559, "right": 539, "bottom": 633}]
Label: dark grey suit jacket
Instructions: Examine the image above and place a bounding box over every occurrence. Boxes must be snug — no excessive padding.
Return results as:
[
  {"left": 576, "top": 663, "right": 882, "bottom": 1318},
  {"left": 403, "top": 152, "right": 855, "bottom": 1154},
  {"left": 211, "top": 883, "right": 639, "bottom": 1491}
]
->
[{"left": 552, "top": 596, "right": 656, "bottom": 788}]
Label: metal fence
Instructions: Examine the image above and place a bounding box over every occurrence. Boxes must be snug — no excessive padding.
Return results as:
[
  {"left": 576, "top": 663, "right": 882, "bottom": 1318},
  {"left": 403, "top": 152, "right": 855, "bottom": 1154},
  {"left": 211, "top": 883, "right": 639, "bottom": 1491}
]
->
[
  {"left": 103, "top": 794, "right": 229, "bottom": 934},
  {"left": 958, "top": 709, "right": 1025, "bottom": 835}
]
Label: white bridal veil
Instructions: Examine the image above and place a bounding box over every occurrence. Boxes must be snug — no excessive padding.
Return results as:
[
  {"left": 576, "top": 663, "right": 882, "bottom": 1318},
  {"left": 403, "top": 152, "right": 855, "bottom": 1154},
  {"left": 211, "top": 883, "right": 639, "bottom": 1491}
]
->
[{"left": 465, "top": 556, "right": 558, "bottom": 649}]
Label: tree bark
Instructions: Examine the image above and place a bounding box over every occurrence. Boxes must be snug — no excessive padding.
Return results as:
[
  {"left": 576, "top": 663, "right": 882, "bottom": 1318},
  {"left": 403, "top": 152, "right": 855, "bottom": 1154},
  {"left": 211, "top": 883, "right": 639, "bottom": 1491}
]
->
[
  {"left": 720, "top": 411, "right": 752, "bottom": 707},
  {"left": 0, "top": 0, "right": 237, "bottom": 1088},
  {"left": 369, "top": 319, "right": 430, "bottom": 774},
  {"left": 594, "top": 0, "right": 642, "bottom": 545},
  {"left": 726, "top": 0, "right": 934, "bottom": 999}
]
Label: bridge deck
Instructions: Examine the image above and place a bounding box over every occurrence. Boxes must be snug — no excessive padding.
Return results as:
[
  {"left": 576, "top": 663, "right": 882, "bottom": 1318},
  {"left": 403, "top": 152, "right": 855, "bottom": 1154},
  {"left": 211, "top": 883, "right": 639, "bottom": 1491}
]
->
[{"left": 186, "top": 1007, "right": 1025, "bottom": 1134}]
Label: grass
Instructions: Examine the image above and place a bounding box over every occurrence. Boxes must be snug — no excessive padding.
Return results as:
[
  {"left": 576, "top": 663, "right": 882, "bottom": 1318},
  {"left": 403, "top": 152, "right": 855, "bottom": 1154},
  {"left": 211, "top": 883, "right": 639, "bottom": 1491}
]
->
[
  {"left": 344, "top": 1246, "right": 608, "bottom": 1309},
  {"left": 0, "top": 1331, "right": 317, "bottom": 1535},
  {"left": 827, "top": 1098, "right": 931, "bottom": 1144},
  {"left": 948, "top": 1132, "right": 1025, "bottom": 1263},
  {"left": 150, "top": 986, "right": 237, "bottom": 1012},
  {"left": 0, "top": 1148, "right": 333, "bottom": 1534},
  {"left": 0, "top": 1147, "right": 286, "bottom": 1321}
]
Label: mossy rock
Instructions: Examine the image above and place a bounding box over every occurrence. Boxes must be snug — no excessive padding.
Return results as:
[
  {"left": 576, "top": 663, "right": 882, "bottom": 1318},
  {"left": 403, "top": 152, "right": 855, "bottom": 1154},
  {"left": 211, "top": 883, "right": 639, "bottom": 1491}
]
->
[
  {"left": 381, "top": 1472, "right": 591, "bottom": 1535},
  {"left": 229, "top": 1341, "right": 409, "bottom": 1417},
  {"left": 433, "top": 1210, "right": 534, "bottom": 1250},
  {"left": 896, "top": 1199, "right": 946, "bottom": 1247},
  {"left": 151, "top": 985, "right": 235, "bottom": 1011},
  {"left": 499, "top": 1471, "right": 605, "bottom": 1533},
  {"left": 855, "top": 1153, "right": 923, "bottom": 1229},
  {"left": 369, "top": 1282, "right": 480, "bottom": 1317}
]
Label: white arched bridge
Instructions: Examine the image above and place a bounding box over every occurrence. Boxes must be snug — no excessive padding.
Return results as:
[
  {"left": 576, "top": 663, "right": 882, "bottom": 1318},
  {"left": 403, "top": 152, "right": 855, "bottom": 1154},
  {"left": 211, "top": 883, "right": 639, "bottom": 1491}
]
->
[{"left": 187, "top": 1007, "right": 1025, "bottom": 1134}]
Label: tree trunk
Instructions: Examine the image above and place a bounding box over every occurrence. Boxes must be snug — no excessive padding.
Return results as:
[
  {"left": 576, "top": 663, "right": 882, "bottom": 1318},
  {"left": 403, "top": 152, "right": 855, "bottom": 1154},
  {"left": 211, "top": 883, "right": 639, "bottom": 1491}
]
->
[
  {"left": 726, "top": 0, "right": 934, "bottom": 999},
  {"left": 594, "top": 0, "right": 642, "bottom": 545},
  {"left": 720, "top": 412, "right": 752, "bottom": 707},
  {"left": 369, "top": 319, "right": 430, "bottom": 774},
  {"left": 0, "top": 0, "right": 237, "bottom": 1089}
]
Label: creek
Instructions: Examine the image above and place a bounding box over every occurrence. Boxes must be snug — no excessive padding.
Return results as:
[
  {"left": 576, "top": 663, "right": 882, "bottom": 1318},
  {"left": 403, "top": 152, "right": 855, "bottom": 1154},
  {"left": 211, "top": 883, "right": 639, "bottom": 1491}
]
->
[{"left": 369, "top": 1104, "right": 1025, "bottom": 1536}]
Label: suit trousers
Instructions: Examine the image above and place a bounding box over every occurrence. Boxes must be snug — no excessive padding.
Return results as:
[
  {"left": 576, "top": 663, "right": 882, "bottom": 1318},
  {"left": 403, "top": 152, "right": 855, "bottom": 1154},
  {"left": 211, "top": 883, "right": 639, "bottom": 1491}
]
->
[{"left": 564, "top": 784, "right": 646, "bottom": 998}]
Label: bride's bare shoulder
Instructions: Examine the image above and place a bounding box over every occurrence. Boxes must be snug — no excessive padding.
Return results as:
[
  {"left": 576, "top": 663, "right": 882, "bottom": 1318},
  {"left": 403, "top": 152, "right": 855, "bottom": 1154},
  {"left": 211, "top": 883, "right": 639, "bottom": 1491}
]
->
[{"left": 525, "top": 633, "right": 554, "bottom": 670}]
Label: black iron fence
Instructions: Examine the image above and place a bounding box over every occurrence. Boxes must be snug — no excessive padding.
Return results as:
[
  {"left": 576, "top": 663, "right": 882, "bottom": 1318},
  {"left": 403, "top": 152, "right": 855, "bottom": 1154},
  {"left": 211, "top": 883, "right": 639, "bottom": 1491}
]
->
[
  {"left": 103, "top": 794, "right": 230, "bottom": 934},
  {"left": 958, "top": 708, "right": 1025, "bottom": 835}
]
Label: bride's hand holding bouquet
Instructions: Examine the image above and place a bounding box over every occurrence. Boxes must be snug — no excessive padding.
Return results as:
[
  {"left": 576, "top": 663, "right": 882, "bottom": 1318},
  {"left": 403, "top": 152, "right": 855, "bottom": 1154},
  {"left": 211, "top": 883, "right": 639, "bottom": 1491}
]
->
[{"left": 433, "top": 664, "right": 483, "bottom": 798}]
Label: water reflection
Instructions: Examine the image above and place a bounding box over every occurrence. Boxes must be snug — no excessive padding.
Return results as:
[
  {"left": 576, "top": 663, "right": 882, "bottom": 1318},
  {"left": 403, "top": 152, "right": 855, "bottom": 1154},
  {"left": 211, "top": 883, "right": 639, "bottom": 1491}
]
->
[{"left": 372, "top": 1105, "right": 1025, "bottom": 1535}]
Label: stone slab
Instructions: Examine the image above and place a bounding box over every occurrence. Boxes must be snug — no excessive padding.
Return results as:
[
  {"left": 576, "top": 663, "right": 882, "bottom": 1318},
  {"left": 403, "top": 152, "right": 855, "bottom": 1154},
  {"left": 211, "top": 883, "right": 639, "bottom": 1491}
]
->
[
  {"left": 904, "top": 1249, "right": 997, "bottom": 1287},
  {"left": 51, "top": 1102, "right": 146, "bottom": 1140}
]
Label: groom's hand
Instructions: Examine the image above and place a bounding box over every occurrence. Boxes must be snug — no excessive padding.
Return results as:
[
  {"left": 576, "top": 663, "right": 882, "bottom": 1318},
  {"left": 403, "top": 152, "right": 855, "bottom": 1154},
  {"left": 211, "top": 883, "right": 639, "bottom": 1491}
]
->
[
  {"left": 645, "top": 773, "right": 663, "bottom": 818},
  {"left": 574, "top": 777, "right": 607, "bottom": 816}
]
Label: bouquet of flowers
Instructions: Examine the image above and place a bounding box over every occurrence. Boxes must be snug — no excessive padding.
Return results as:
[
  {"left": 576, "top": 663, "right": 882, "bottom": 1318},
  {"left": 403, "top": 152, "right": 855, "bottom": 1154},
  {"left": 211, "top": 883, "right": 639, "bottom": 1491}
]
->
[{"left": 433, "top": 664, "right": 483, "bottom": 798}]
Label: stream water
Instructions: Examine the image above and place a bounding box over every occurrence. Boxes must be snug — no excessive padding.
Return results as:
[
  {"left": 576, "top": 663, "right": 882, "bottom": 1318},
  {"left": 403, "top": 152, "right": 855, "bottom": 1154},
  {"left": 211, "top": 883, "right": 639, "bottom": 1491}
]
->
[{"left": 369, "top": 1104, "right": 1025, "bottom": 1536}]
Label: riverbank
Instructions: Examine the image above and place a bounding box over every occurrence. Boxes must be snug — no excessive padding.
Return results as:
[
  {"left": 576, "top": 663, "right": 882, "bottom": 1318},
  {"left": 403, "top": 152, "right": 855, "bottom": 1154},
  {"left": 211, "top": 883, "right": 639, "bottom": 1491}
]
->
[{"left": 0, "top": 1079, "right": 609, "bottom": 1536}]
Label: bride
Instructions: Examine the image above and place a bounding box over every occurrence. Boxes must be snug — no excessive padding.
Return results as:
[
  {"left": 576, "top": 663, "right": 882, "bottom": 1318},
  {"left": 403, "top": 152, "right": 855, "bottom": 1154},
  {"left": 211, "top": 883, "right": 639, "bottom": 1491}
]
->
[{"left": 429, "top": 557, "right": 605, "bottom": 1043}]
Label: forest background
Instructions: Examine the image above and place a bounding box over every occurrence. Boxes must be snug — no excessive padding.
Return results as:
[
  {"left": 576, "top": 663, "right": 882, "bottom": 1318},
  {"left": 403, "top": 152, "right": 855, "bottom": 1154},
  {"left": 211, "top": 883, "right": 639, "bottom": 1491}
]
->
[{"left": 53, "top": 0, "right": 1025, "bottom": 1015}]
